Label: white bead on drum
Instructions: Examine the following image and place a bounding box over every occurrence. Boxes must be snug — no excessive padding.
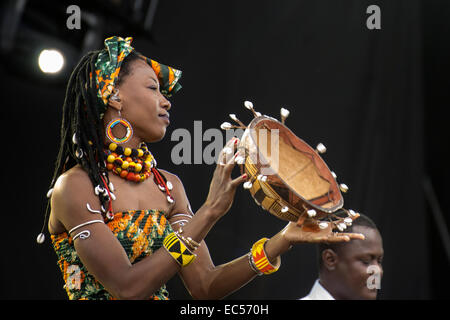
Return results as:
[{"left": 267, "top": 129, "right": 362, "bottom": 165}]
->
[
  {"left": 280, "top": 108, "right": 290, "bottom": 119},
  {"left": 244, "top": 101, "right": 254, "bottom": 110},
  {"left": 220, "top": 122, "right": 232, "bottom": 130},
  {"left": 319, "top": 222, "right": 329, "bottom": 230},
  {"left": 316, "top": 143, "right": 326, "bottom": 154},
  {"left": 339, "top": 183, "right": 349, "bottom": 193},
  {"left": 257, "top": 174, "right": 268, "bottom": 182},
  {"left": 307, "top": 209, "right": 317, "bottom": 218}
]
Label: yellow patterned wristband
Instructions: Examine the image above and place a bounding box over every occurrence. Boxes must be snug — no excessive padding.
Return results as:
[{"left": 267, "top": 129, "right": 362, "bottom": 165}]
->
[
  {"left": 163, "top": 232, "right": 196, "bottom": 267},
  {"left": 250, "top": 238, "right": 281, "bottom": 275}
]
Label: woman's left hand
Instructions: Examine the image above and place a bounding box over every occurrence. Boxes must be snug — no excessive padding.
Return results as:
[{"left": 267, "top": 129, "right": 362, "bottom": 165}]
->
[
  {"left": 264, "top": 213, "right": 365, "bottom": 263},
  {"left": 281, "top": 213, "right": 365, "bottom": 244},
  {"left": 201, "top": 137, "right": 247, "bottom": 220}
]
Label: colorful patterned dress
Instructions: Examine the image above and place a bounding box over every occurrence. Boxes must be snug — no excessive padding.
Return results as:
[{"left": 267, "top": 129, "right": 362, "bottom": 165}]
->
[{"left": 51, "top": 209, "right": 173, "bottom": 300}]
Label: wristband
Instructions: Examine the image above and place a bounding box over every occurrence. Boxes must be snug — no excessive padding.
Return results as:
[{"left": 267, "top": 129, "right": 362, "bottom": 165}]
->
[
  {"left": 163, "top": 232, "right": 196, "bottom": 267},
  {"left": 249, "top": 238, "right": 281, "bottom": 275}
]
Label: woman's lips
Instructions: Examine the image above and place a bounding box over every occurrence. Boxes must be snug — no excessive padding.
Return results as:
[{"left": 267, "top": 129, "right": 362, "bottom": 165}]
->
[{"left": 159, "top": 113, "right": 170, "bottom": 124}]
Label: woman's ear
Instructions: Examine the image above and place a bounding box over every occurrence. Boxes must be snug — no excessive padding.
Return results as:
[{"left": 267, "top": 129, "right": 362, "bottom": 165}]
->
[
  {"left": 108, "top": 89, "right": 122, "bottom": 111},
  {"left": 322, "top": 249, "right": 338, "bottom": 271}
]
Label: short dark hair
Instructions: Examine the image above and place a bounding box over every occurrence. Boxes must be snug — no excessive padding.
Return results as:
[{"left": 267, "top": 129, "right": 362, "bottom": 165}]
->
[{"left": 317, "top": 213, "right": 379, "bottom": 269}]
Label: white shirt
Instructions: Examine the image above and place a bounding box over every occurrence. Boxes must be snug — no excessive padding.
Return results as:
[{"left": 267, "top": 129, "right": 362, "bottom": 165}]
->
[{"left": 300, "top": 279, "right": 335, "bottom": 300}]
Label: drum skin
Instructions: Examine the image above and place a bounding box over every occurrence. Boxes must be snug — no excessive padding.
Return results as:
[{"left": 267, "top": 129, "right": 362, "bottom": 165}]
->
[{"left": 239, "top": 116, "right": 344, "bottom": 222}]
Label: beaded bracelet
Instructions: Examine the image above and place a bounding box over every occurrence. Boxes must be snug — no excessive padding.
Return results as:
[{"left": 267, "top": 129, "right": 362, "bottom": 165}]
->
[
  {"left": 176, "top": 227, "right": 201, "bottom": 252},
  {"left": 249, "top": 238, "right": 281, "bottom": 275},
  {"left": 163, "top": 232, "right": 196, "bottom": 267}
]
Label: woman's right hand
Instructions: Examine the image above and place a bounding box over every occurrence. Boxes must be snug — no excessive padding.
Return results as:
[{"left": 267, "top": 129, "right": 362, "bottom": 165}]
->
[{"left": 201, "top": 137, "right": 247, "bottom": 219}]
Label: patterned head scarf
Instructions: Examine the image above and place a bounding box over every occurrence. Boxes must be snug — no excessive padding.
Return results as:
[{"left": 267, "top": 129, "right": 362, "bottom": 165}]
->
[{"left": 94, "top": 36, "right": 182, "bottom": 118}]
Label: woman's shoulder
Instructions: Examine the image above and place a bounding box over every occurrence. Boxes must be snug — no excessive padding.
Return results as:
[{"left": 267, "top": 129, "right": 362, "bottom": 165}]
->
[
  {"left": 53, "top": 165, "right": 93, "bottom": 195},
  {"left": 51, "top": 166, "right": 99, "bottom": 218},
  {"left": 49, "top": 165, "right": 104, "bottom": 234},
  {"left": 157, "top": 169, "right": 184, "bottom": 187},
  {"left": 156, "top": 169, "right": 194, "bottom": 217}
]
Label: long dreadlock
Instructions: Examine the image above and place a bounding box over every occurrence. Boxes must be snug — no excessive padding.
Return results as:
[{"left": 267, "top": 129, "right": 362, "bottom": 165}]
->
[{"left": 37, "top": 50, "right": 142, "bottom": 243}]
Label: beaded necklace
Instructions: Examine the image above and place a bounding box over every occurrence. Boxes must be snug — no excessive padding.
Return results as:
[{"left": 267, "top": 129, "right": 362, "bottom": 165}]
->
[{"left": 104, "top": 142, "right": 174, "bottom": 204}]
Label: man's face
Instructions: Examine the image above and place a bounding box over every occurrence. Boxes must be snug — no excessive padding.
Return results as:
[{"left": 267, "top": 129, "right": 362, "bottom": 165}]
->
[{"left": 333, "top": 226, "right": 384, "bottom": 299}]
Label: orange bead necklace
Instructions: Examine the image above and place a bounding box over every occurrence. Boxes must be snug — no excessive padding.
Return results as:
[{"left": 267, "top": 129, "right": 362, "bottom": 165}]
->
[{"left": 104, "top": 142, "right": 174, "bottom": 203}]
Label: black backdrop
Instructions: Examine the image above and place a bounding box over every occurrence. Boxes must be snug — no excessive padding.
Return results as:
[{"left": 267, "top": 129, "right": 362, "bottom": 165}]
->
[{"left": 1, "top": 0, "right": 448, "bottom": 300}]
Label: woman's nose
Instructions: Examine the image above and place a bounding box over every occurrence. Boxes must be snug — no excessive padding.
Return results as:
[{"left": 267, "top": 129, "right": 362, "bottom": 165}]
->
[{"left": 161, "top": 95, "right": 171, "bottom": 111}]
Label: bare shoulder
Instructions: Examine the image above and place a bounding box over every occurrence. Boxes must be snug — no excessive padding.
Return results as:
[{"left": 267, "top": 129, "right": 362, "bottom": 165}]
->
[
  {"left": 157, "top": 169, "right": 194, "bottom": 218},
  {"left": 52, "top": 166, "right": 94, "bottom": 201},
  {"left": 50, "top": 165, "right": 103, "bottom": 232},
  {"left": 158, "top": 169, "right": 183, "bottom": 188}
]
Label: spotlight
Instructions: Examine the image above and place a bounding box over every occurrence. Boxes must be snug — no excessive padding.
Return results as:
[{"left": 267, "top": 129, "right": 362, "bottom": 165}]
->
[{"left": 38, "top": 49, "right": 64, "bottom": 73}]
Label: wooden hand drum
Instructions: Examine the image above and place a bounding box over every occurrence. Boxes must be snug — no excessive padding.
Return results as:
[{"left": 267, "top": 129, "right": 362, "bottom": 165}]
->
[{"left": 222, "top": 102, "right": 356, "bottom": 229}]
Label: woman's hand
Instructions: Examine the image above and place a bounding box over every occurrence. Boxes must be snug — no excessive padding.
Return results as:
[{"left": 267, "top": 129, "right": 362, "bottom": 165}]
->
[
  {"left": 201, "top": 137, "right": 247, "bottom": 219},
  {"left": 264, "top": 213, "right": 365, "bottom": 262},
  {"left": 281, "top": 213, "right": 365, "bottom": 244}
]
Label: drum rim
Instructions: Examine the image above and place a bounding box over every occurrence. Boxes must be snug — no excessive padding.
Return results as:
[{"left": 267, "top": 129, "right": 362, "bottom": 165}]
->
[{"left": 244, "top": 115, "right": 344, "bottom": 214}]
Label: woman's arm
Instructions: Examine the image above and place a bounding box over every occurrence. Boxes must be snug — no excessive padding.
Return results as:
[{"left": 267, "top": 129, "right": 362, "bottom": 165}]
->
[
  {"left": 175, "top": 210, "right": 364, "bottom": 299},
  {"left": 51, "top": 162, "right": 245, "bottom": 300},
  {"left": 171, "top": 208, "right": 291, "bottom": 300},
  {"left": 167, "top": 167, "right": 289, "bottom": 300},
  {"left": 51, "top": 139, "right": 245, "bottom": 300},
  {"left": 168, "top": 154, "right": 364, "bottom": 299}
]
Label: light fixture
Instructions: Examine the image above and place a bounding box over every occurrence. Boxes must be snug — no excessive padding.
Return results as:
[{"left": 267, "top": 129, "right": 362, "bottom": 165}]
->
[{"left": 38, "top": 49, "right": 64, "bottom": 73}]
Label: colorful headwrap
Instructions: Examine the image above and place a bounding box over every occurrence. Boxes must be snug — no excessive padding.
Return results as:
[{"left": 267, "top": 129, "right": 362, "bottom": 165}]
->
[{"left": 94, "top": 36, "right": 182, "bottom": 118}]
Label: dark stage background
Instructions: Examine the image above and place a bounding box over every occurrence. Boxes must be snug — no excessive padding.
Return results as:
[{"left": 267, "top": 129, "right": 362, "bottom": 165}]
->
[{"left": 1, "top": 0, "right": 449, "bottom": 299}]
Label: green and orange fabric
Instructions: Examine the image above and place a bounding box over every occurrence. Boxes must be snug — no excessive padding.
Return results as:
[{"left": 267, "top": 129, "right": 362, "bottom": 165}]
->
[
  {"left": 94, "top": 36, "right": 182, "bottom": 118},
  {"left": 51, "top": 209, "right": 173, "bottom": 300}
]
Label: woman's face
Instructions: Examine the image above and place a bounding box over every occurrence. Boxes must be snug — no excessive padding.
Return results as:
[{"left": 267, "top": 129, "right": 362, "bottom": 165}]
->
[{"left": 114, "top": 58, "right": 172, "bottom": 144}]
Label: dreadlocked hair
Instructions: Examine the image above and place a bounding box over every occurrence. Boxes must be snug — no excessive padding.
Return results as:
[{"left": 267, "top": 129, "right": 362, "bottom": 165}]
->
[
  {"left": 43, "top": 50, "right": 143, "bottom": 223},
  {"left": 36, "top": 50, "right": 163, "bottom": 243},
  {"left": 44, "top": 50, "right": 109, "bottom": 216}
]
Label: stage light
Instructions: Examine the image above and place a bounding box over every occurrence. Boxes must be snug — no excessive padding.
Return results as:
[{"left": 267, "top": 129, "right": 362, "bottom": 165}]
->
[{"left": 38, "top": 49, "right": 64, "bottom": 73}]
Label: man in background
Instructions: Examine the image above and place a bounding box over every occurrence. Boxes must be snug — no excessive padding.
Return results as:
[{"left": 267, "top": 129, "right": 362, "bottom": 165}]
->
[{"left": 300, "top": 214, "right": 384, "bottom": 300}]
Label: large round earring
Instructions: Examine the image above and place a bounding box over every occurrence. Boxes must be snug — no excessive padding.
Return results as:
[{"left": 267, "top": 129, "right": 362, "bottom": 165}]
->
[{"left": 106, "top": 112, "right": 133, "bottom": 144}]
